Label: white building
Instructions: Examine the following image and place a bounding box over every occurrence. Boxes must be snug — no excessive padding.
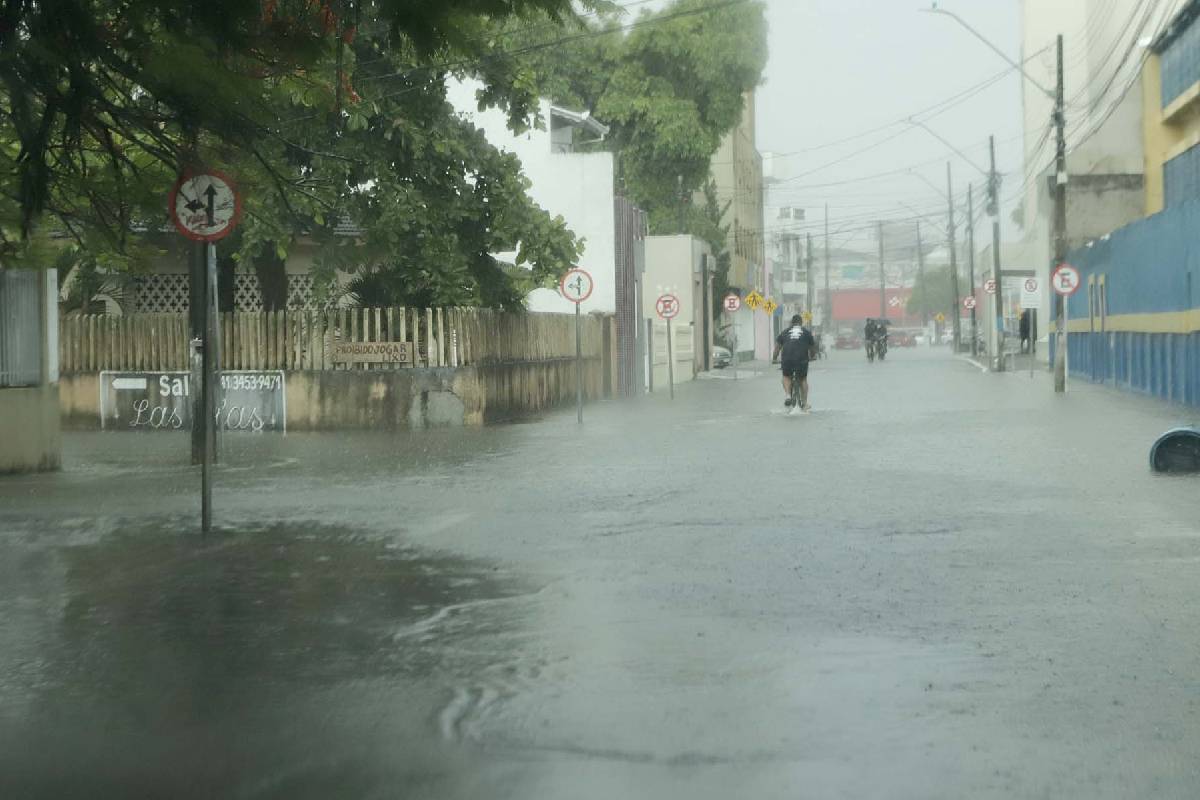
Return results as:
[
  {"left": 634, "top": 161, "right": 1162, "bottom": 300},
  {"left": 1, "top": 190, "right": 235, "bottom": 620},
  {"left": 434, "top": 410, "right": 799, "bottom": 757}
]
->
[
  {"left": 643, "top": 235, "right": 713, "bottom": 387},
  {"left": 445, "top": 78, "right": 618, "bottom": 315},
  {"left": 763, "top": 152, "right": 810, "bottom": 314},
  {"left": 1015, "top": 0, "right": 1182, "bottom": 350}
]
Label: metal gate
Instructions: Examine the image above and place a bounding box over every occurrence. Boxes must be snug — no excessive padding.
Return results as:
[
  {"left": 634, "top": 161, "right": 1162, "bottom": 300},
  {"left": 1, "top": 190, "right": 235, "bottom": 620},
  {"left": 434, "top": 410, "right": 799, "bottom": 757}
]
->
[
  {"left": 0, "top": 269, "right": 42, "bottom": 387},
  {"left": 614, "top": 195, "right": 647, "bottom": 396}
]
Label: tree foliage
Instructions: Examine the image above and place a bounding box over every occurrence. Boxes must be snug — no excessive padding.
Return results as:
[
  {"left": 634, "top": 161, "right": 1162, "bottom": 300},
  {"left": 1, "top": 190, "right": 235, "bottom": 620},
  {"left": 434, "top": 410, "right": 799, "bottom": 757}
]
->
[
  {"left": 0, "top": 0, "right": 599, "bottom": 308},
  {"left": 906, "top": 264, "right": 959, "bottom": 319}
]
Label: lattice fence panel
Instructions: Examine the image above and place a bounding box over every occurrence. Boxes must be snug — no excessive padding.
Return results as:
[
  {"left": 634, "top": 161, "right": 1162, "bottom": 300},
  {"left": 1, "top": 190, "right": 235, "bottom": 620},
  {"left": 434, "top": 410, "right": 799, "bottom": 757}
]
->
[{"left": 133, "top": 275, "right": 190, "bottom": 313}]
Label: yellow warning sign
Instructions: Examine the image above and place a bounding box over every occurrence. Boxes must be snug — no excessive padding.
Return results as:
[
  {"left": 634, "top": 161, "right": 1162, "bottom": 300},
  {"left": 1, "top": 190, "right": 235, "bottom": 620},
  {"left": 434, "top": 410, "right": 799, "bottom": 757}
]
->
[
  {"left": 763, "top": 298, "right": 778, "bottom": 315},
  {"left": 935, "top": 312, "right": 946, "bottom": 323},
  {"left": 802, "top": 310, "right": 813, "bottom": 323},
  {"left": 744, "top": 290, "right": 765, "bottom": 311}
]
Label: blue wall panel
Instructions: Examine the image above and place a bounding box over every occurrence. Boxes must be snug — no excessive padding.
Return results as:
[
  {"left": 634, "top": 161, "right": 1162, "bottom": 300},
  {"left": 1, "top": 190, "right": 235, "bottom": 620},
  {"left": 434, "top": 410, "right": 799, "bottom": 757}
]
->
[{"left": 1062, "top": 198, "right": 1200, "bottom": 407}]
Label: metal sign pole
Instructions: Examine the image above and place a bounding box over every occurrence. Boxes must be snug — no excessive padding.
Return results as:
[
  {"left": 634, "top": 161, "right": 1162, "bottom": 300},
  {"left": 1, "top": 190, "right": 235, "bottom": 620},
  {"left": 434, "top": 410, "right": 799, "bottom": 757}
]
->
[
  {"left": 201, "top": 242, "right": 218, "bottom": 533},
  {"left": 575, "top": 302, "right": 583, "bottom": 423},
  {"left": 666, "top": 318, "right": 675, "bottom": 400},
  {"left": 1062, "top": 299, "right": 1069, "bottom": 393},
  {"left": 1030, "top": 308, "right": 1036, "bottom": 379},
  {"left": 733, "top": 328, "right": 739, "bottom": 381}
]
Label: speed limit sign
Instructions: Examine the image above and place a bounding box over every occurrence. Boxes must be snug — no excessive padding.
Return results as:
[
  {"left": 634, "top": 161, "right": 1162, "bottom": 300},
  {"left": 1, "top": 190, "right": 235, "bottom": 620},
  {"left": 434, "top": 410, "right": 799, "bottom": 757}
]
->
[{"left": 723, "top": 293, "right": 741, "bottom": 313}]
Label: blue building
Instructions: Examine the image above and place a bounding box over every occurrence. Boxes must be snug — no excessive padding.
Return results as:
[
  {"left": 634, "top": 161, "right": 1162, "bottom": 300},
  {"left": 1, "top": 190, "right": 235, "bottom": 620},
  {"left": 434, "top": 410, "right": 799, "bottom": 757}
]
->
[{"left": 1063, "top": 1, "right": 1200, "bottom": 406}]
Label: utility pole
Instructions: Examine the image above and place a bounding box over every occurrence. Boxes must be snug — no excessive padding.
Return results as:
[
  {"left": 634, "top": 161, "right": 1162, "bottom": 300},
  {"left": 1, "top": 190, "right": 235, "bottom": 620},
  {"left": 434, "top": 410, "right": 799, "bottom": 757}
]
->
[
  {"left": 877, "top": 221, "right": 886, "bottom": 317},
  {"left": 915, "top": 220, "right": 928, "bottom": 327},
  {"left": 967, "top": 184, "right": 979, "bottom": 356},
  {"left": 805, "top": 233, "right": 814, "bottom": 315},
  {"left": 989, "top": 135, "right": 1004, "bottom": 371},
  {"left": 1052, "top": 33, "right": 1068, "bottom": 392},
  {"left": 946, "top": 162, "right": 962, "bottom": 352},
  {"left": 824, "top": 204, "right": 831, "bottom": 329},
  {"left": 677, "top": 174, "right": 686, "bottom": 233}
]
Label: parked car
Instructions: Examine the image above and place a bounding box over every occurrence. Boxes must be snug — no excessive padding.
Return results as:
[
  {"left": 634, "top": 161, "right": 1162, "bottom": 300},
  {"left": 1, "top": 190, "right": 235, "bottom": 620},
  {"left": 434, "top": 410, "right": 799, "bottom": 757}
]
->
[
  {"left": 835, "top": 333, "right": 861, "bottom": 350},
  {"left": 890, "top": 331, "right": 917, "bottom": 347},
  {"left": 712, "top": 345, "right": 732, "bottom": 369}
]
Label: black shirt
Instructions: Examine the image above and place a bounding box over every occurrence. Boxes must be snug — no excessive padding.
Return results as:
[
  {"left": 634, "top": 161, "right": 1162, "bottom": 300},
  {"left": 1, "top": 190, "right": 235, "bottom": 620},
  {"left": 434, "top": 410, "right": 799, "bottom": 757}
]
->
[{"left": 777, "top": 325, "right": 815, "bottom": 363}]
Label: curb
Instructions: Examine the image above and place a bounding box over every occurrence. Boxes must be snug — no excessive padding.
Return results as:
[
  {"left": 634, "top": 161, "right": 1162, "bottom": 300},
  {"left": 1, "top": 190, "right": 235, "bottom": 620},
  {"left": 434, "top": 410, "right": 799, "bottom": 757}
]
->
[{"left": 956, "top": 355, "right": 990, "bottom": 374}]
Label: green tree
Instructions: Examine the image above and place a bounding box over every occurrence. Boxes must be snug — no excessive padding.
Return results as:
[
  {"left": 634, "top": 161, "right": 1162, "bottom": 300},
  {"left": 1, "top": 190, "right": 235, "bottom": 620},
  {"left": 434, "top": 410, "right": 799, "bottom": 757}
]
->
[
  {"left": 907, "top": 265, "right": 958, "bottom": 320},
  {"left": 1, "top": 0, "right": 596, "bottom": 308},
  {"left": 513, "top": 0, "right": 766, "bottom": 303}
]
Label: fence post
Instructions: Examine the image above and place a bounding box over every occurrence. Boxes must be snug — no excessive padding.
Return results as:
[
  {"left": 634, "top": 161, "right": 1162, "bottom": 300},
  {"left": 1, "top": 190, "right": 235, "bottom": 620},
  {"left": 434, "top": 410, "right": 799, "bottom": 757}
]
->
[{"left": 424, "top": 308, "right": 434, "bottom": 367}]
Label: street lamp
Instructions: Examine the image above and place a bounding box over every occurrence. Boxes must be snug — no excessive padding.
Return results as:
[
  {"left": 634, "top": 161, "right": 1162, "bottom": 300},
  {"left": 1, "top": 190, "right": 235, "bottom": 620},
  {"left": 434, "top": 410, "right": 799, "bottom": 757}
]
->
[{"left": 920, "top": 5, "right": 1054, "bottom": 99}]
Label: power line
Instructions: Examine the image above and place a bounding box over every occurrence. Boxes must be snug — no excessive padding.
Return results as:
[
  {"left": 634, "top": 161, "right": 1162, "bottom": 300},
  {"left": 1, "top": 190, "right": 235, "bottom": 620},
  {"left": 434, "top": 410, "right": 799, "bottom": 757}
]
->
[
  {"left": 741, "top": 49, "right": 1045, "bottom": 168},
  {"left": 358, "top": 0, "right": 754, "bottom": 86}
]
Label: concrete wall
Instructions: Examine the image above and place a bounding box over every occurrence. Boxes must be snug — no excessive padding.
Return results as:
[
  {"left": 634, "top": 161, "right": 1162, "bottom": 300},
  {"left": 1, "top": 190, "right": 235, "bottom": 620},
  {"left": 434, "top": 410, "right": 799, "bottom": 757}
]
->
[
  {"left": 0, "top": 386, "right": 61, "bottom": 474},
  {"left": 58, "top": 356, "right": 609, "bottom": 432}
]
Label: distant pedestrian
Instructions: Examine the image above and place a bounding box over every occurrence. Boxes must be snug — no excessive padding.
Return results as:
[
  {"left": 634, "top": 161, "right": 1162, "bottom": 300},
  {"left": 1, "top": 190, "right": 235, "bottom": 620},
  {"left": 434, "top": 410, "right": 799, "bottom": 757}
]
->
[{"left": 1019, "top": 310, "right": 1031, "bottom": 353}]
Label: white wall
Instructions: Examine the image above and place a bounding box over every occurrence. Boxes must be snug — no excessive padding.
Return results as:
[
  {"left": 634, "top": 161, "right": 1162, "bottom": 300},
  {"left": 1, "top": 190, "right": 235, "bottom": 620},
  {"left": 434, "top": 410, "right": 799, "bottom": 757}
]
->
[
  {"left": 644, "top": 236, "right": 698, "bottom": 387},
  {"left": 445, "top": 79, "right": 617, "bottom": 315}
]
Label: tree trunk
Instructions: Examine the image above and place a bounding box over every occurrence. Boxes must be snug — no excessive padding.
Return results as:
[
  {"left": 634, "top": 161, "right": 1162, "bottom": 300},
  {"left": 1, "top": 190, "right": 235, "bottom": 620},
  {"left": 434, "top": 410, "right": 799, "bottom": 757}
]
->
[
  {"left": 253, "top": 245, "right": 289, "bottom": 311},
  {"left": 217, "top": 253, "right": 237, "bottom": 312}
]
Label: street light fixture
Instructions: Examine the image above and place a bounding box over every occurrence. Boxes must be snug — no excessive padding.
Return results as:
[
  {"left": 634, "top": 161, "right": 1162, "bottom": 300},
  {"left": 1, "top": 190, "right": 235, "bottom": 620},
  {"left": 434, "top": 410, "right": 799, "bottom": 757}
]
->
[{"left": 920, "top": 4, "right": 1054, "bottom": 98}]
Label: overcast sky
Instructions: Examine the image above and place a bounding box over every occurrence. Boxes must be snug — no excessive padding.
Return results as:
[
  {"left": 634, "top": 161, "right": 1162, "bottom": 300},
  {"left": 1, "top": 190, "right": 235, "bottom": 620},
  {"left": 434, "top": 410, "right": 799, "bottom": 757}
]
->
[{"left": 752, "top": 0, "right": 1024, "bottom": 252}]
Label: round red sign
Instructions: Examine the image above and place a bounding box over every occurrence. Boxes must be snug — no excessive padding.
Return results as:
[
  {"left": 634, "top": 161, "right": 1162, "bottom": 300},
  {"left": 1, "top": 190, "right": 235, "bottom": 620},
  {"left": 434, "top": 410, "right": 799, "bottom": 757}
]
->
[
  {"left": 169, "top": 170, "right": 242, "bottom": 242},
  {"left": 656, "top": 294, "right": 681, "bottom": 320},
  {"left": 560, "top": 268, "right": 594, "bottom": 304}
]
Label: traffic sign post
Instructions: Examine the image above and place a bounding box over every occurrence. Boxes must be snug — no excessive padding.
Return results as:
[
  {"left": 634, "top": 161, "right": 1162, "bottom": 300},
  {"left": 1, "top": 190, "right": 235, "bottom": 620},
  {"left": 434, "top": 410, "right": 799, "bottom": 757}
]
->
[
  {"left": 723, "top": 294, "right": 741, "bottom": 381},
  {"left": 1051, "top": 263, "right": 1081, "bottom": 392},
  {"left": 561, "top": 269, "right": 594, "bottom": 424},
  {"left": 656, "top": 294, "right": 680, "bottom": 400},
  {"left": 172, "top": 170, "right": 241, "bottom": 534}
]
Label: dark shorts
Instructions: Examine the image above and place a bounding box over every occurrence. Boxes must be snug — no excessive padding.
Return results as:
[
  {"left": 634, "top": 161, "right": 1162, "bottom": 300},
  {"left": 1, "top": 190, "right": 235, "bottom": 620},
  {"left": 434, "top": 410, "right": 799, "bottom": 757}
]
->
[{"left": 781, "top": 360, "right": 809, "bottom": 379}]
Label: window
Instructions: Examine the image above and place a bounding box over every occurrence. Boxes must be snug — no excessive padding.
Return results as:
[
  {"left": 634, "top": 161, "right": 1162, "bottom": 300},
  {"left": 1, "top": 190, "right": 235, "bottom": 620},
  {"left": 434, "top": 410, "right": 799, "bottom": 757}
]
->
[
  {"left": 1164, "top": 143, "right": 1200, "bottom": 207},
  {"left": 1161, "top": 17, "right": 1200, "bottom": 108}
]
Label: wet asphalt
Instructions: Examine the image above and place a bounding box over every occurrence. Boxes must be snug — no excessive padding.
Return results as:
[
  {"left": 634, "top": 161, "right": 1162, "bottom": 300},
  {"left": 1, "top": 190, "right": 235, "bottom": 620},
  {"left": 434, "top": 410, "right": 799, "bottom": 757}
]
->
[{"left": 1, "top": 348, "right": 1199, "bottom": 799}]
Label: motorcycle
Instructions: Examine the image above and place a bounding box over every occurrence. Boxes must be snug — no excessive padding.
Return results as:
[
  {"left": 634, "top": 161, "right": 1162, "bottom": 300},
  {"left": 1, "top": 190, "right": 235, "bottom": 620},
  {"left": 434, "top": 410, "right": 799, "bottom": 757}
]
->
[{"left": 865, "top": 333, "right": 887, "bottom": 363}]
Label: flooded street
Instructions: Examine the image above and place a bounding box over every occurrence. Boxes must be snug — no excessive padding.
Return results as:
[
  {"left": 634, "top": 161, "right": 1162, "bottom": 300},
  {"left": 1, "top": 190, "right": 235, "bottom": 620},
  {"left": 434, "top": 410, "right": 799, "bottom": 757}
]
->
[{"left": 3, "top": 349, "right": 1199, "bottom": 799}]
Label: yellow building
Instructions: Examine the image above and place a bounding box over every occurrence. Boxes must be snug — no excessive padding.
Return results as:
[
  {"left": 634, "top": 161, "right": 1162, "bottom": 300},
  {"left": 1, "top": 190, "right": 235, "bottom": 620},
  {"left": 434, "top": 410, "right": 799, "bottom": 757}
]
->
[
  {"left": 1142, "top": 2, "right": 1200, "bottom": 216},
  {"left": 709, "top": 91, "right": 765, "bottom": 291}
]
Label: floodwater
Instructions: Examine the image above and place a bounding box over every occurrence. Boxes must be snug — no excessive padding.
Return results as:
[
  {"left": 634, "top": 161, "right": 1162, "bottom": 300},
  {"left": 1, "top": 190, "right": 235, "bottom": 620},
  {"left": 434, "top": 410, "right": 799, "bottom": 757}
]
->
[{"left": 2, "top": 348, "right": 1199, "bottom": 799}]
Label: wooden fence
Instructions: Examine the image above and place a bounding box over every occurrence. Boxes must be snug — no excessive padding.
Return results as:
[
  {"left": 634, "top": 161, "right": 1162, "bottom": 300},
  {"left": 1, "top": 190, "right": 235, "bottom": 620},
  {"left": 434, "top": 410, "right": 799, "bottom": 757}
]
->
[{"left": 58, "top": 308, "right": 607, "bottom": 373}]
